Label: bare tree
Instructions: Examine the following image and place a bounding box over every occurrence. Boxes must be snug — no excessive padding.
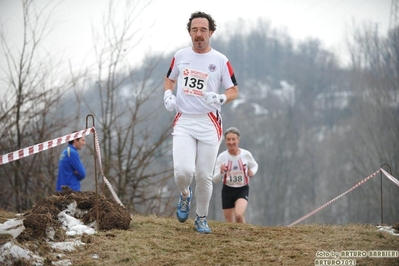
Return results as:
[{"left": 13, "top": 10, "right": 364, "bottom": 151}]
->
[
  {"left": 81, "top": 0, "right": 175, "bottom": 215},
  {"left": 333, "top": 22, "right": 399, "bottom": 224},
  {"left": 0, "top": 0, "right": 75, "bottom": 211}
]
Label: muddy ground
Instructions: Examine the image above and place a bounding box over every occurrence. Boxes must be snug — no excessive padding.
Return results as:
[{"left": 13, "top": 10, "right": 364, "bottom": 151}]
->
[{"left": 17, "top": 186, "right": 131, "bottom": 242}]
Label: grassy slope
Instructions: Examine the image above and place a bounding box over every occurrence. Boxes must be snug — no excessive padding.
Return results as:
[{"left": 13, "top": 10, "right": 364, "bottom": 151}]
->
[
  {"left": 1, "top": 210, "right": 398, "bottom": 265},
  {"left": 72, "top": 215, "right": 398, "bottom": 266}
]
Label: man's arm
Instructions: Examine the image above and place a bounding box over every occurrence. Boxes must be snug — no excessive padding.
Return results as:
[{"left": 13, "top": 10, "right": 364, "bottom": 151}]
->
[
  {"left": 224, "top": 86, "right": 239, "bottom": 103},
  {"left": 247, "top": 152, "right": 259, "bottom": 176},
  {"left": 164, "top": 77, "right": 176, "bottom": 92},
  {"left": 70, "top": 151, "right": 86, "bottom": 180},
  {"left": 163, "top": 77, "right": 177, "bottom": 112},
  {"left": 204, "top": 85, "right": 239, "bottom": 105}
]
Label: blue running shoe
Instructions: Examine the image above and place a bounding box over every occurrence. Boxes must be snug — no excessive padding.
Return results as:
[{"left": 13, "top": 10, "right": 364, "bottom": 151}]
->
[
  {"left": 195, "top": 216, "right": 211, "bottom": 234},
  {"left": 176, "top": 187, "right": 191, "bottom": 223}
]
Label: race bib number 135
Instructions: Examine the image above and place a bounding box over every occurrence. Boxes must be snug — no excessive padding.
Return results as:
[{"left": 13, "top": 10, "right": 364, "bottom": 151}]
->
[{"left": 182, "top": 68, "right": 209, "bottom": 97}]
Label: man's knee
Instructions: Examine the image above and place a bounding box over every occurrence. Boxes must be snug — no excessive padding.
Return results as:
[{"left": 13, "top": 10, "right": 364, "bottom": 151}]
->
[
  {"left": 174, "top": 166, "right": 194, "bottom": 179},
  {"left": 235, "top": 213, "right": 245, "bottom": 223}
]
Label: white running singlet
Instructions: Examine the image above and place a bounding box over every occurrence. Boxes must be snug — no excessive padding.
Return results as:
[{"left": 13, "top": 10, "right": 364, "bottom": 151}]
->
[
  {"left": 166, "top": 47, "right": 237, "bottom": 114},
  {"left": 213, "top": 148, "right": 259, "bottom": 188}
]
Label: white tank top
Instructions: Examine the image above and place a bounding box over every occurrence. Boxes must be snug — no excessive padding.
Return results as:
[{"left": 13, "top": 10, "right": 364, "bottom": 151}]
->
[{"left": 166, "top": 47, "right": 237, "bottom": 114}]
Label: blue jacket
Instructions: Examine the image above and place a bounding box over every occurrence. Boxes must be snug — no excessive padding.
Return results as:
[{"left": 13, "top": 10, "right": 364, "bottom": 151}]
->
[{"left": 56, "top": 144, "right": 86, "bottom": 191}]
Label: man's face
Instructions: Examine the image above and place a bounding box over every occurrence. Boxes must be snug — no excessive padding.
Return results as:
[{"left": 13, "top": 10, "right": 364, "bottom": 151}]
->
[
  {"left": 189, "top": 17, "right": 214, "bottom": 53},
  {"left": 225, "top": 133, "right": 239, "bottom": 151},
  {"left": 74, "top": 137, "right": 86, "bottom": 150}
]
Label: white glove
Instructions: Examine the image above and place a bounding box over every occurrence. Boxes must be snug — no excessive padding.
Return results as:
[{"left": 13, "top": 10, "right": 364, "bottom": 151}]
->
[
  {"left": 203, "top": 92, "right": 227, "bottom": 105},
  {"left": 164, "top": 90, "right": 177, "bottom": 112}
]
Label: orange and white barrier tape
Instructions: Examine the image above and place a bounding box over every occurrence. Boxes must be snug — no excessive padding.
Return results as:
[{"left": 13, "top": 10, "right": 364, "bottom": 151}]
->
[
  {"left": 0, "top": 127, "right": 125, "bottom": 208},
  {"left": 287, "top": 169, "right": 381, "bottom": 227},
  {"left": 381, "top": 168, "right": 399, "bottom": 187},
  {"left": 92, "top": 130, "right": 125, "bottom": 207},
  {"left": 0, "top": 128, "right": 94, "bottom": 165}
]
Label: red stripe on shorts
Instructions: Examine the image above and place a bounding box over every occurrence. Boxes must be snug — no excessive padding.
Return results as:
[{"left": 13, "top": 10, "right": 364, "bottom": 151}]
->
[
  {"left": 173, "top": 112, "right": 182, "bottom": 128},
  {"left": 208, "top": 112, "right": 222, "bottom": 141}
]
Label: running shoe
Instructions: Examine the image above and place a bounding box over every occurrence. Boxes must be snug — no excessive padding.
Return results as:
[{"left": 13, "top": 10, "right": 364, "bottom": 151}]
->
[
  {"left": 176, "top": 187, "right": 191, "bottom": 223},
  {"left": 195, "top": 216, "right": 212, "bottom": 234}
]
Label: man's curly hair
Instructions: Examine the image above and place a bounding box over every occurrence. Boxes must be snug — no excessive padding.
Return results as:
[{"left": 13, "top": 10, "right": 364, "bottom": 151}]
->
[{"left": 186, "top": 11, "right": 216, "bottom": 32}]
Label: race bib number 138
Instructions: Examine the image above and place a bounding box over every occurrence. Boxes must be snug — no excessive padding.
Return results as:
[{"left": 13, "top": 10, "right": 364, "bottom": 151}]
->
[{"left": 226, "top": 170, "right": 245, "bottom": 187}]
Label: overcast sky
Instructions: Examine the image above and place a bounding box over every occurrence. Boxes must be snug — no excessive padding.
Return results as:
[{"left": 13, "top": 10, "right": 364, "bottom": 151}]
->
[{"left": 0, "top": 0, "right": 392, "bottom": 72}]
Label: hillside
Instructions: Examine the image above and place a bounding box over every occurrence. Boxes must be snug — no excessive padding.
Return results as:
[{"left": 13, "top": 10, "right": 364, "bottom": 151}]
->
[{"left": 1, "top": 199, "right": 398, "bottom": 265}]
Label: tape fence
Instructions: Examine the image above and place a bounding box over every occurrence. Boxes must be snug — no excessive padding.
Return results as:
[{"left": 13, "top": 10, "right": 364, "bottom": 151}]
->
[
  {"left": 0, "top": 127, "right": 124, "bottom": 208},
  {"left": 287, "top": 168, "right": 398, "bottom": 226}
]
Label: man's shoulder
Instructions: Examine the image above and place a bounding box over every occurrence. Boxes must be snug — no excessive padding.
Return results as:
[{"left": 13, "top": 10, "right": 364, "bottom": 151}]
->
[
  {"left": 240, "top": 148, "right": 254, "bottom": 157},
  {"left": 175, "top": 47, "right": 192, "bottom": 55},
  {"left": 219, "top": 150, "right": 229, "bottom": 157},
  {"left": 209, "top": 48, "right": 228, "bottom": 59},
  {"left": 64, "top": 145, "right": 79, "bottom": 157},
  {"left": 174, "top": 47, "right": 228, "bottom": 59}
]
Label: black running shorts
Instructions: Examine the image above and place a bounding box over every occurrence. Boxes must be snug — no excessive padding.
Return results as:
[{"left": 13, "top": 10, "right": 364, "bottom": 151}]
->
[{"left": 221, "top": 185, "right": 249, "bottom": 209}]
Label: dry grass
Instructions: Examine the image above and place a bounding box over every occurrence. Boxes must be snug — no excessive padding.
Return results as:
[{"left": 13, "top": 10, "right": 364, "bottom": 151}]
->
[
  {"left": 0, "top": 209, "right": 17, "bottom": 223},
  {"left": 68, "top": 215, "right": 397, "bottom": 266},
  {"left": 1, "top": 210, "right": 398, "bottom": 265}
]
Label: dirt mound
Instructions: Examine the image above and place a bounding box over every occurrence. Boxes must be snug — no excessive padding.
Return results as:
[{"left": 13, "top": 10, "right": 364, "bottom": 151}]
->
[
  {"left": 17, "top": 186, "right": 131, "bottom": 242},
  {"left": 393, "top": 223, "right": 399, "bottom": 233}
]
